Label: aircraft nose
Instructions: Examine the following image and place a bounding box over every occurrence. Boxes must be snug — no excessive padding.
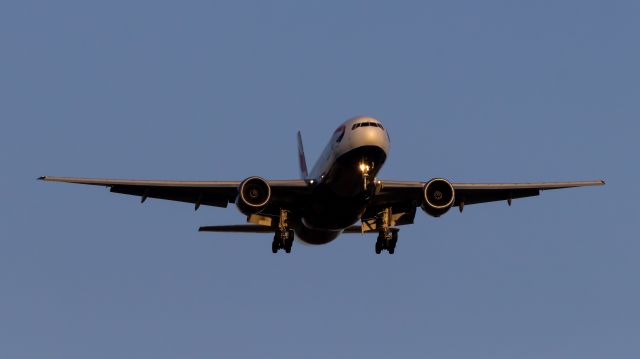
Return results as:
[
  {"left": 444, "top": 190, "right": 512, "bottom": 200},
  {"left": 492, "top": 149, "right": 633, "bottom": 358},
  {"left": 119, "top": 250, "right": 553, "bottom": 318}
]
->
[
  {"left": 351, "top": 124, "right": 390, "bottom": 153},
  {"left": 362, "top": 126, "right": 385, "bottom": 143}
]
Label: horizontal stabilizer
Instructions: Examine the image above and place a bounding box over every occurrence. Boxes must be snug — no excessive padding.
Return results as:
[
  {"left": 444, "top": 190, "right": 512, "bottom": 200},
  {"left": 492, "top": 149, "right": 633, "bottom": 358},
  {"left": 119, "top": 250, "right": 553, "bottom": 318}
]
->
[
  {"left": 199, "top": 225, "right": 399, "bottom": 234},
  {"left": 343, "top": 226, "right": 399, "bottom": 234},
  {"left": 199, "top": 224, "right": 274, "bottom": 233}
]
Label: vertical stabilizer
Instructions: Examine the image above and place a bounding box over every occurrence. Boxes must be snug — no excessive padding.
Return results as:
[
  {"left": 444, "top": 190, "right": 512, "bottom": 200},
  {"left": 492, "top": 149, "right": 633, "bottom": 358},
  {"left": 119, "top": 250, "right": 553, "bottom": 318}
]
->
[{"left": 297, "top": 131, "right": 308, "bottom": 179}]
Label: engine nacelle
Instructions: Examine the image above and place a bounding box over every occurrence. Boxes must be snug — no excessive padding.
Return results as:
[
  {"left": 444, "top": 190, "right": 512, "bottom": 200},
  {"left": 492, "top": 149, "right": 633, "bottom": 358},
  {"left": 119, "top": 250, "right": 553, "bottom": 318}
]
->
[
  {"left": 236, "top": 176, "right": 271, "bottom": 215},
  {"left": 421, "top": 178, "right": 455, "bottom": 217}
]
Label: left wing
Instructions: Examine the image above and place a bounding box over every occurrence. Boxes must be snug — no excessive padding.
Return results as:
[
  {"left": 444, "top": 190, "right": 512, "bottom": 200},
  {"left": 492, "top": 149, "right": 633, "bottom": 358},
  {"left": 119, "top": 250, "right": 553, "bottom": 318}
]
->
[{"left": 38, "top": 176, "right": 309, "bottom": 212}]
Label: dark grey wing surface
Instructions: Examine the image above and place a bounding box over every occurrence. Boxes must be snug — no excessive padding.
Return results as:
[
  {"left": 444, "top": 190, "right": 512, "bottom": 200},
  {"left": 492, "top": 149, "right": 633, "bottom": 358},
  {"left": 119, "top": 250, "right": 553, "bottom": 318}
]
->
[
  {"left": 38, "top": 176, "right": 309, "bottom": 210},
  {"left": 450, "top": 181, "right": 605, "bottom": 206},
  {"left": 368, "top": 180, "right": 605, "bottom": 222}
]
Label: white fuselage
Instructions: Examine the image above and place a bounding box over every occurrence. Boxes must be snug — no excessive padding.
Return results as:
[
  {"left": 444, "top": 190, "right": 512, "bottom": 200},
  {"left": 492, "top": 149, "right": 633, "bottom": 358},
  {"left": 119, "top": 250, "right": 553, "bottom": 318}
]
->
[
  {"left": 295, "top": 116, "right": 390, "bottom": 244},
  {"left": 309, "top": 117, "right": 390, "bottom": 181}
]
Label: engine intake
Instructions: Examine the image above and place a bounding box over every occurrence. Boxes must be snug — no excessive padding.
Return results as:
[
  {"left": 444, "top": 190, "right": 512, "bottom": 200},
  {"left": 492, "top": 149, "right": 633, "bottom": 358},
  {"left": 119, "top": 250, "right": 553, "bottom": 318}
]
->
[
  {"left": 236, "top": 176, "right": 271, "bottom": 215},
  {"left": 421, "top": 178, "right": 455, "bottom": 217}
]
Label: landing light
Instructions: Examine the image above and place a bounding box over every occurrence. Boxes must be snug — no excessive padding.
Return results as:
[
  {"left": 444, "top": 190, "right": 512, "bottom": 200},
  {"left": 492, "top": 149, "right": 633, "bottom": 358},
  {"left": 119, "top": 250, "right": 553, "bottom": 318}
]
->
[{"left": 359, "top": 163, "right": 370, "bottom": 173}]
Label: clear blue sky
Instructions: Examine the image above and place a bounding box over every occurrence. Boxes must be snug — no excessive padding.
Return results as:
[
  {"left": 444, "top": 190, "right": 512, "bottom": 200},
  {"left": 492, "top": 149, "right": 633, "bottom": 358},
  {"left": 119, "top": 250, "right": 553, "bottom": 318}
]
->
[{"left": 1, "top": 1, "right": 638, "bottom": 358}]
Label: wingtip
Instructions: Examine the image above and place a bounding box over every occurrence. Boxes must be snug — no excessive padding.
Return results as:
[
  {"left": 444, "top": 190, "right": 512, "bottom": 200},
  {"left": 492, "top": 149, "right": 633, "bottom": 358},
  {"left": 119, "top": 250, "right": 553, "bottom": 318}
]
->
[
  {"left": 38, "top": 176, "right": 46, "bottom": 181},
  {"left": 600, "top": 179, "right": 606, "bottom": 185}
]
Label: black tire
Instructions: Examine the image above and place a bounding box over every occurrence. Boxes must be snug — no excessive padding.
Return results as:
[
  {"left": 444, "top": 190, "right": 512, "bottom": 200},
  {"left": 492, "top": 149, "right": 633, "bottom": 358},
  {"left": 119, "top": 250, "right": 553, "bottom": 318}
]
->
[
  {"left": 375, "top": 241, "right": 382, "bottom": 254},
  {"left": 388, "top": 246, "right": 395, "bottom": 254},
  {"left": 271, "top": 241, "right": 278, "bottom": 253}
]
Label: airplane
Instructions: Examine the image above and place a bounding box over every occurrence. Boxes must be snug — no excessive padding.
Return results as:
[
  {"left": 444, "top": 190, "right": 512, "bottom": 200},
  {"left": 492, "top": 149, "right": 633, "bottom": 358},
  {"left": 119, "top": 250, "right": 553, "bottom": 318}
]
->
[{"left": 39, "top": 116, "right": 605, "bottom": 254}]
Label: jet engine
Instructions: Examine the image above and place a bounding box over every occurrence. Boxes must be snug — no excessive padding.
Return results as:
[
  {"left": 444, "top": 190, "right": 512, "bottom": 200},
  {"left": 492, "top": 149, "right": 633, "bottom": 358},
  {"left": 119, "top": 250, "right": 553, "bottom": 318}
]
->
[
  {"left": 236, "top": 176, "right": 271, "bottom": 215},
  {"left": 421, "top": 178, "right": 455, "bottom": 217}
]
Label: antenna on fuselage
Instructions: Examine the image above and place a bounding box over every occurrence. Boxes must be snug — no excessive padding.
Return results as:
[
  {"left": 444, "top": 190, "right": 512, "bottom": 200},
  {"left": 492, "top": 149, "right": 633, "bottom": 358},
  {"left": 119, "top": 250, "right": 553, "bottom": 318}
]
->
[{"left": 297, "top": 131, "right": 308, "bottom": 180}]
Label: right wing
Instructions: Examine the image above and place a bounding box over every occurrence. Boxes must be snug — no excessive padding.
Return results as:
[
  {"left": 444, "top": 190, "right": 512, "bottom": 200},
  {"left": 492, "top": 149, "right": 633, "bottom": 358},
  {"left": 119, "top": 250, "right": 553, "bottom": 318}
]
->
[
  {"left": 451, "top": 181, "right": 606, "bottom": 205},
  {"left": 38, "top": 176, "right": 310, "bottom": 212},
  {"left": 363, "top": 179, "right": 605, "bottom": 227},
  {"left": 376, "top": 179, "right": 605, "bottom": 207}
]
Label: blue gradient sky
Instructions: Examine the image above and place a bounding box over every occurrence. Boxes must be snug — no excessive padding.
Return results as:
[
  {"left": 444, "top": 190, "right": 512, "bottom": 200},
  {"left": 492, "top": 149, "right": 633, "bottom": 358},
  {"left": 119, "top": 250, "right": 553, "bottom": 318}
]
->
[{"left": 1, "top": 1, "right": 638, "bottom": 358}]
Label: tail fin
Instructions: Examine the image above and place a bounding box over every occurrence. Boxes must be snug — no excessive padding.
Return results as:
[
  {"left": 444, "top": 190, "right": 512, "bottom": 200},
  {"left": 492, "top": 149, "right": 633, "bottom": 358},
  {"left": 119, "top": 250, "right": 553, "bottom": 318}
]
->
[{"left": 297, "top": 131, "right": 308, "bottom": 179}]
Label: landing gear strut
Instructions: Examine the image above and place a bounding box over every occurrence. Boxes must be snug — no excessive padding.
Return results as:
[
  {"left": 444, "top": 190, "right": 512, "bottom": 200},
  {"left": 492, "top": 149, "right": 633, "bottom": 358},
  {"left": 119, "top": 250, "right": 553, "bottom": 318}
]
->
[
  {"left": 358, "top": 160, "right": 374, "bottom": 191},
  {"left": 374, "top": 208, "right": 398, "bottom": 255},
  {"left": 272, "top": 229, "right": 294, "bottom": 253},
  {"left": 272, "top": 209, "right": 294, "bottom": 254}
]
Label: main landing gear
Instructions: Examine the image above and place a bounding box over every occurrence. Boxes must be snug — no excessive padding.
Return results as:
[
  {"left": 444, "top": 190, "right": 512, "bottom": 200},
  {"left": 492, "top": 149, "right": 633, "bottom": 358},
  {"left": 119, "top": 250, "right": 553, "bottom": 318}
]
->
[
  {"left": 375, "top": 229, "right": 398, "bottom": 254},
  {"left": 272, "top": 209, "right": 294, "bottom": 254},
  {"left": 272, "top": 229, "right": 294, "bottom": 253},
  {"left": 374, "top": 207, "right": 398, "bottom": 255}
]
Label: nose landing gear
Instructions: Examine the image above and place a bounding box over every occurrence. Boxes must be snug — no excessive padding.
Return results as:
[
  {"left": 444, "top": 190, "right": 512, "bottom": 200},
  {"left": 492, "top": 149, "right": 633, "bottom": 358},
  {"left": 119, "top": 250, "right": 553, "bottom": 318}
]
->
[{"left": 358, "top": 161, "right": 374, "bottom": 191}]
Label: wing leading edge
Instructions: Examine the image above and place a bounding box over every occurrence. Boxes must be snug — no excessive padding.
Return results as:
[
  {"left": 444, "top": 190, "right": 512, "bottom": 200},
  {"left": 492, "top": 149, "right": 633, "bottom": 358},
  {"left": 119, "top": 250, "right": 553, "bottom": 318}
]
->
[
  {"left": 452, "top": 180, "right": 605, "bottom": 206},
  {"left": 38, "top": 176, "right": 309, "bottom": 210},
  {"left": 376, "top": 179, "right": 605, "bottom": 208}
]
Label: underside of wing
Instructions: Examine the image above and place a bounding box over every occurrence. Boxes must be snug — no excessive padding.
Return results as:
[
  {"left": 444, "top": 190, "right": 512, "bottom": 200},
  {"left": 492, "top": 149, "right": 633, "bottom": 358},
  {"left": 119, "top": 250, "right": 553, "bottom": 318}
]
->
[
  {"left": 452, "top": 180, "right": 605, "bottom": 206},
  {"left": 39, "top": 176, "right": 309, "bottom": 210},
  {"left": 370, "top": 179, "right": 605, "bottom": 215}
]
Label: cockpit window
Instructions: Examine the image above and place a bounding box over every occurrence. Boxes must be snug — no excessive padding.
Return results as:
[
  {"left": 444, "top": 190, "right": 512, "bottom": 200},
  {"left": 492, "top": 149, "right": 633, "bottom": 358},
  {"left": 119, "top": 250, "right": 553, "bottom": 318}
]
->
[
  {"left": 334, "top": 125, "right": 346, "bottom": 143},
  {"left": 352, "top": 122, "right": 384, "bottom": 130}
]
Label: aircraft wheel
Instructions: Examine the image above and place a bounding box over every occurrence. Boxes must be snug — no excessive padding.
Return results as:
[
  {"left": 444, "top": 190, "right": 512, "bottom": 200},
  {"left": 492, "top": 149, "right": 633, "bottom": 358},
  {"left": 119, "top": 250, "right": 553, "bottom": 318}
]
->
[
  {"left": 388, "top": 239, "right": 397, "bottom": 254},
  {"left": 388, "top": 232, "right": 398, "bottom": 254},
  {"left": 282, "top": 229, "right": 293, "bottom": 253},
  {"left": 375, "top": 241, "right": 382, "bottom": 254},
  {"left": 271, "top": 241, "right": 279, "bottom": 253}
]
